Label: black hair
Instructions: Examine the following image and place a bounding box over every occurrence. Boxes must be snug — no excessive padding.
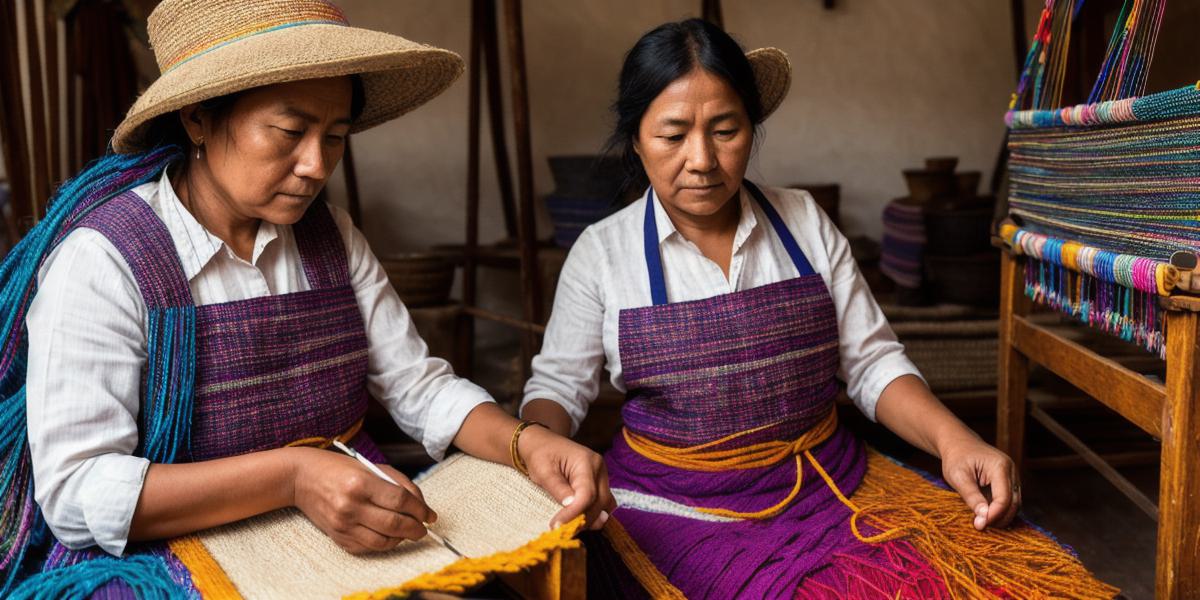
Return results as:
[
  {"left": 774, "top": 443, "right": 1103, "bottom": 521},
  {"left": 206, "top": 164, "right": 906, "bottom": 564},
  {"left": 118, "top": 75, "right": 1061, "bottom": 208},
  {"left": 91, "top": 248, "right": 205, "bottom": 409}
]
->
[
  {"left": 143, "top": 74, "right": 366, "bottom": 151},
  {"left": 605, "top": 19, "right": 763, "bottom": 198}
]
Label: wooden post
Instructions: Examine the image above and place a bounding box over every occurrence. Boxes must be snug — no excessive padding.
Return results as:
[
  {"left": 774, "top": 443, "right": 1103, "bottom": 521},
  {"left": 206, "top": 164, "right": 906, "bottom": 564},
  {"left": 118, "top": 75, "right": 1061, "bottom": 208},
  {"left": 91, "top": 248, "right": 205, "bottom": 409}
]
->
[
  {"left": 997, "top": 250, "right": 1032, "bottom": 470},
  {"left": 499, "top": 546, "right": 586, "bottom": 600},
  {"left": 501, "top": 0, "right": 544, "bottom": 384},
  {"left": 1156, "top": 310, "right": 1200, "bottom": 598},
  {"left": 481, "top": 0, "right": 518, "bottom": 240}
]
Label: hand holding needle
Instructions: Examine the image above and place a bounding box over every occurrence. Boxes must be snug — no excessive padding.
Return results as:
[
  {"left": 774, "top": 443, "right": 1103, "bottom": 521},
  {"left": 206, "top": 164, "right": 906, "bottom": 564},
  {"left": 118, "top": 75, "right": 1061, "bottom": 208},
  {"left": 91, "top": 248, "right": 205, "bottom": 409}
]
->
[{"left": 330, "top": 440, "right": 465, "bottom": 557}]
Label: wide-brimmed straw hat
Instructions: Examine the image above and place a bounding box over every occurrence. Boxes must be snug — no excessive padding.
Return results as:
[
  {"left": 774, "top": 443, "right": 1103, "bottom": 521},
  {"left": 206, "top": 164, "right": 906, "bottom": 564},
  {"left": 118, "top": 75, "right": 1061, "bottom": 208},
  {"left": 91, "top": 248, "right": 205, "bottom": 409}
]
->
[
  {"left": 746, "top": 48, "right": 791, "bottom": 119},
  {"left": 112, "top": 0, "right": 464, "bottom": 154}
]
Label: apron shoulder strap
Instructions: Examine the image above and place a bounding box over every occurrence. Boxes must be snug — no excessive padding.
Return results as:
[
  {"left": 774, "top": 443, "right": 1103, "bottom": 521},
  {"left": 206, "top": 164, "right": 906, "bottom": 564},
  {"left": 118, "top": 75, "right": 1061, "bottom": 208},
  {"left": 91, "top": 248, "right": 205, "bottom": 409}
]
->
[
  {"left": 742, "top": 181, "right": 816, "bottom": 277},
  {"left": 77, "top": 191, "right": 195, "bottom": 309},
  {"left": 291, "top": 200, "right": 351, "bottom": 290},
  {"left": 642, "top": 182, "right": 818, "bottom": 305}
]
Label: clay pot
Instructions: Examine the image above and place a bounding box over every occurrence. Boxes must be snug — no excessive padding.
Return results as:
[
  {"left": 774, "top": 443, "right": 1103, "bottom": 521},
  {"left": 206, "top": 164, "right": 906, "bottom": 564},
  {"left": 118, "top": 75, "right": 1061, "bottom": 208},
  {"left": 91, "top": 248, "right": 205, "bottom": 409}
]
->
[
  {"left": 924, "top": 204, "right": 994, "bottom": 256},
  {"left": 380, "top": 253, "right": 456, "bottom": 308},
  {"left": 924, "top": 156, "right": 959, "bottom": 173},
  {"left": 956, "top": 171, "right": 982, "bottom": 197},
  {"left": 925, "top": 253, "right": 1000, "bottom": 306},
  {"left": 902, "top": 169, "right": 958, "bottom": 203}
]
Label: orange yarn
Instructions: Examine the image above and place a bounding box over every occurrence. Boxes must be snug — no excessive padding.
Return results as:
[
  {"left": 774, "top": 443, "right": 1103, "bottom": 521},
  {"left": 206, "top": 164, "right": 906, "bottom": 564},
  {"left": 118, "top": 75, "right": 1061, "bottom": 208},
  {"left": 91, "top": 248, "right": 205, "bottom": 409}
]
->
[
  {"left": 621, "top": 410, "right": 1118, "bottom": 599},
  {"left": 168, "top": 536, "right": 242, "bottom": 599},
  {"left": 601, "top": 519, "right": 687, "bottom": 600},
  {"left": 285, "top": 419, "right": 363, "bottom": 449},
  {"left": 622, "top": 411, "right": 837, "bottom": 520},
  {"left": 841, "top": 451, "right": 1119, "bottom": 600}
]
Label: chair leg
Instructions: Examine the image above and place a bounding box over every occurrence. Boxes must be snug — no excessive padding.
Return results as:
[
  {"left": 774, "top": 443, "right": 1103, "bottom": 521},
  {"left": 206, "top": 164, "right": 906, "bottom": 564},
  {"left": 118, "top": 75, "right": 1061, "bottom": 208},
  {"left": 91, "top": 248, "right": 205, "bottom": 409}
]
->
[
  {"left": 1156, "top": 310, "right": 1200, "bottom": 599},
  {"left": 997, "top": 251, "right": 1031, "bottom": 470}
]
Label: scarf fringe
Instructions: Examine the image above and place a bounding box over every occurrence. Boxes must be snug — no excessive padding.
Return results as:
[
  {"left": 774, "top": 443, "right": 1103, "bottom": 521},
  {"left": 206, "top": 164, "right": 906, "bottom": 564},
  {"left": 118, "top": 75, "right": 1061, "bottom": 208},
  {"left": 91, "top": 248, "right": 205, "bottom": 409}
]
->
[{"left": 0, "top": 147, "right": 185, "bottom": 595}]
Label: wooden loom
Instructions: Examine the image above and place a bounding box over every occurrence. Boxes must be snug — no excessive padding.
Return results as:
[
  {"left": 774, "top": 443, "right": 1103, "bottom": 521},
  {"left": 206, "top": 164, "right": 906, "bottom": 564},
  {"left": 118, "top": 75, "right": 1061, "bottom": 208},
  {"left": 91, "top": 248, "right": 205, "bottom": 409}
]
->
[{"left": 995, "top": 1, "right": 1200, "bottom": 597}]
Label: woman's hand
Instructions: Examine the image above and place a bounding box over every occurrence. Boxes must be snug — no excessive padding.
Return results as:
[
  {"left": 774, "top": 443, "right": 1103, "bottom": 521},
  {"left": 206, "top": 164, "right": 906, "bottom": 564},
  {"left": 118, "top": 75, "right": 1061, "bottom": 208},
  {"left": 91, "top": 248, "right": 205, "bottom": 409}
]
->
[
  {"left": 938, "top": 435, "right": 1020, "bottom": 531},
  {"left": 518, "top": 425, "right": 616, "bottom": 531},
  {"left": 287, "top": 447, "right": 437, "bottom": 554}
]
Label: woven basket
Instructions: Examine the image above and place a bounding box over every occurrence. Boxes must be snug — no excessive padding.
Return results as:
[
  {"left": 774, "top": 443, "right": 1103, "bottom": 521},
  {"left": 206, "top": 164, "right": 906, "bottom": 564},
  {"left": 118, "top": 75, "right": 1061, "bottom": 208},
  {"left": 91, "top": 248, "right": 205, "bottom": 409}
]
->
[{"left": 380, "top": 253, "right": 456, "bottom": 308}]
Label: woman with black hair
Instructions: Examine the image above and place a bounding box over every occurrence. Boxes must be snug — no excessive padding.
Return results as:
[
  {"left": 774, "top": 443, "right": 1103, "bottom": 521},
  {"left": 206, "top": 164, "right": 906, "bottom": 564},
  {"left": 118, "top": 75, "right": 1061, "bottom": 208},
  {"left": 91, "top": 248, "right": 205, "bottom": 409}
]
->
[{"left": 523, "top": 19, "right": 1115, "bottom": 598}]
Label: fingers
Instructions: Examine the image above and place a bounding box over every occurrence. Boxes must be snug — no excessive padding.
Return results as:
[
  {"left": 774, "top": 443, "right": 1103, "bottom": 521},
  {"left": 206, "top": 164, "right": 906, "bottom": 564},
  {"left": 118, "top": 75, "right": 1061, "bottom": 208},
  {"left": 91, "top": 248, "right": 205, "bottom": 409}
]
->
[
  {"left": 985, "top": 461, "right": 1020, "bottom": 528},
  {"left": 366, "top": 474, "right": 435, "bottom": 526},
  {"left": 944, "top": 466, "right": 991, "bottom": 531},
  {"left": 333, "top": 525, "right": 407, "bottom": 555},
  {"left": 548, "top": 458, "right": 597, "bottom": 530},
  {"left": 357, "top": 504, "right": 428, "bottom": 541},
  {"left": 984, "top": 460, "right": 1012, "bottom": 528},
  {"left": 589, "top": 466, "right": 616, "bottom": 531},
  {"left": 378, "top": 464, "right": 437, "bottom": 523}
]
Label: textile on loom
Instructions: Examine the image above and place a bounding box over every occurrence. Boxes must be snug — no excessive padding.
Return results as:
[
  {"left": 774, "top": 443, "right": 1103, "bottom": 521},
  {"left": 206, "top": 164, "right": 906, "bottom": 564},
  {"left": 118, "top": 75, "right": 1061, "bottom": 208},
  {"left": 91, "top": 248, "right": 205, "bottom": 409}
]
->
[
  {"left": 169, "top": 453, "right": 583, "bottom": 599},
  {"left": 1001, "top": 0, "right": 1200, "bottom": 356}
]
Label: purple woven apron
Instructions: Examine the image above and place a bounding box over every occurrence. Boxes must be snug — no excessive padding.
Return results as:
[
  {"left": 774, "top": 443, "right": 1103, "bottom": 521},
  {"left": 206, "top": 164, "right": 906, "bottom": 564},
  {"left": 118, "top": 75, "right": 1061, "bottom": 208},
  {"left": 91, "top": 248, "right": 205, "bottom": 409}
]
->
[
  {"left": 599, "top": 182, "right": 891, "bottom": 598},
  {"left": 41, "top": 191, "right": 381, "bottom": 598}
]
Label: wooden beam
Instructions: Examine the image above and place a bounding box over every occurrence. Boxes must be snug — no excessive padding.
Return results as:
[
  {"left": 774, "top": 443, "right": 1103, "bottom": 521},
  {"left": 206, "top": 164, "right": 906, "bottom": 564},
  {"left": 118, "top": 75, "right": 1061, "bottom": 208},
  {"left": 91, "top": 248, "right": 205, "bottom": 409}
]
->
[
  {"left": 1011, "top": 314, "right": 1165, "bottom": 438},
  {"left": 499, "top": 546, "right": 586, "bottom": 600},
  {"left": 997, "top": 251, "right": 1032, "bottom": 469},
  {"left": 1156, "top": 310, "right": 1200, "bottom": 597},
  {"left": 1028, "top": 404, "right": 1158, "bottom": 519}
]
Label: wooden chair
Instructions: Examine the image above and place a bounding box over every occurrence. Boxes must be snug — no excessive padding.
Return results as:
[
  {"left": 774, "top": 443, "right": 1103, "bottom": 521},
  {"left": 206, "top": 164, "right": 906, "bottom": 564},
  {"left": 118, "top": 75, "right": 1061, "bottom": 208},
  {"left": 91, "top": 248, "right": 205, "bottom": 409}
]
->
[{"left": 996, "top": 249, "right": 1200, "bottom": 599}]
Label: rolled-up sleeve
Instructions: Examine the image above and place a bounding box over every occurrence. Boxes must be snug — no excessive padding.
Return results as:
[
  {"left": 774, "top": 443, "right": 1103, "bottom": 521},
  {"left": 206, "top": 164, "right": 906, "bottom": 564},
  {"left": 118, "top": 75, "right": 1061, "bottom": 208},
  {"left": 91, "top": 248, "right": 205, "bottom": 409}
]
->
[
  {"left": 332, "top": 208, "right": 494, "bottom": 460},
  {"left": 521, "top": 231, "right": 607, "bottom": 435},
  {"left": 817, "top": 208, "right": 924, "bottom": 421},
  {"left": 26, "top": 230, "right": 152, "bottom": 556}
]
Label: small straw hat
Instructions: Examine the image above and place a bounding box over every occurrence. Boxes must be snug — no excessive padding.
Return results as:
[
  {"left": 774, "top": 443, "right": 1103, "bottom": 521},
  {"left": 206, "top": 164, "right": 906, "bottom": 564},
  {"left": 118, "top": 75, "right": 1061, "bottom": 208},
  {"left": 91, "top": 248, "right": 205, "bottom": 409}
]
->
[
  {"left": 112, "top": 0, "right": 464, "bottom": 154},
  {"left": 746, "top": 48, "right": 791, "bottom": 119}
]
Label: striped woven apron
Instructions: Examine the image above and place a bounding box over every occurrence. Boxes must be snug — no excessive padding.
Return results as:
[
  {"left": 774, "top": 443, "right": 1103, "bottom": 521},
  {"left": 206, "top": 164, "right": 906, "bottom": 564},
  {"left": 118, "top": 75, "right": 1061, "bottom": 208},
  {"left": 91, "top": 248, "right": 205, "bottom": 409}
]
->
[
  {"left": 40, "top": 191, "right": 381, "bottom": 598},
  {"left": 593, "top": 183, "right": 1119, "bottom": 600}
]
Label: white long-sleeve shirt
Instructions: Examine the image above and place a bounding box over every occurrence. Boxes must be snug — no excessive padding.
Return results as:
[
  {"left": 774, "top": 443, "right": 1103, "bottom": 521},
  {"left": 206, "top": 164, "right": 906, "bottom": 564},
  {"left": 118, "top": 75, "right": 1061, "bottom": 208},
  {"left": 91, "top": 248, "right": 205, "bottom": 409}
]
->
[
  {"left": 522, "top": 184, "right": 922, "bottom": 435},
  {"left": 25, "top": 168, "right": 493, "bottom": 556}
]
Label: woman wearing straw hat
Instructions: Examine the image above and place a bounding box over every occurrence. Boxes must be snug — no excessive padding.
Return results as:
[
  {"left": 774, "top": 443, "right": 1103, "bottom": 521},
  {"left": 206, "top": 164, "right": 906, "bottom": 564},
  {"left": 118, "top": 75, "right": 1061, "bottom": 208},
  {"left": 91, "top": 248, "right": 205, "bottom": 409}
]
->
[
  {"left": 522, "top": 19, "right": 1116, "bottom": 598},
  {"left": 0, "top": 0, "right": 613, "bottom": 595}
]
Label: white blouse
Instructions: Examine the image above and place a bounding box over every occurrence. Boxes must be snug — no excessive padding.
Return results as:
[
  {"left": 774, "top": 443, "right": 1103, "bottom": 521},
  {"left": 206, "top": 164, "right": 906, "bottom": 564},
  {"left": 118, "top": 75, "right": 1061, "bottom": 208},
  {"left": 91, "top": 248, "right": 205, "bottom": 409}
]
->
[
  {"left": 522, "top": 184, "right": 922, "bottom": 435},
  {"left": 25, "top": 169, "right": 493, "bottom": 556}
]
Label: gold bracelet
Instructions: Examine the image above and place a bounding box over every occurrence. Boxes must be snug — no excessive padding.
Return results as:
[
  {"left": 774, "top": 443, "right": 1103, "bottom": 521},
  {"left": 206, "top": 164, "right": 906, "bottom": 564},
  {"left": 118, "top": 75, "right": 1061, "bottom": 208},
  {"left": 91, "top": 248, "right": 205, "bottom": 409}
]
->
[{"left": 510, "top": 420, "right": 543, "bottom": 476}]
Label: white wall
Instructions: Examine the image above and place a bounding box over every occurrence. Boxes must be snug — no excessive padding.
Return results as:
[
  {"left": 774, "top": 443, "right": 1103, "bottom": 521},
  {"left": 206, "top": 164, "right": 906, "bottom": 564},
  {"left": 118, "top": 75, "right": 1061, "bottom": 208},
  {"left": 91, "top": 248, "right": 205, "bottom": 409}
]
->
[{"left": 329, "top": 0, "right": 1017, "bottom": 252}]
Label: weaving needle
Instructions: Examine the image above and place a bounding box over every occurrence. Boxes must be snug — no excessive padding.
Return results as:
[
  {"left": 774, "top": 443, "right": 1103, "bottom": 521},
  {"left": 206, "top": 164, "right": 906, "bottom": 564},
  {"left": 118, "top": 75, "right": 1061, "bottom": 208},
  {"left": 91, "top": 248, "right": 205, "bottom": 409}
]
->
[{"left": 330, "top": 440, "right": 465, "bottom": 557}]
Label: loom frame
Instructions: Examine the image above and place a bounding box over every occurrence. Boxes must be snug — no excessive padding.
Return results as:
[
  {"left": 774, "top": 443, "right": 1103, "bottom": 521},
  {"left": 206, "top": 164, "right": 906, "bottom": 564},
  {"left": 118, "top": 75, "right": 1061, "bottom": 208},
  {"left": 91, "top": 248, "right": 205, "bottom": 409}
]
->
[{"left": 996, "top": 247, "right": 1200, "bottom": 598}]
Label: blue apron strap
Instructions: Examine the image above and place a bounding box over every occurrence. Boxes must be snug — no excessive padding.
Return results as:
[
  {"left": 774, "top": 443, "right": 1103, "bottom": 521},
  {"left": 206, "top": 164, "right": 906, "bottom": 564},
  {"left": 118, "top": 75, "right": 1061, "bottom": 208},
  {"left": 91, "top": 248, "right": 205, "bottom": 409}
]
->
[
  {"left": 644, "top": 187, "right": 669, "bottom": 306},
  {"left": 743, "top": 180, "right": 817, "bottom": 276},
  {"left": 643, "top": 182, "right": 817, "bottom": 305}
]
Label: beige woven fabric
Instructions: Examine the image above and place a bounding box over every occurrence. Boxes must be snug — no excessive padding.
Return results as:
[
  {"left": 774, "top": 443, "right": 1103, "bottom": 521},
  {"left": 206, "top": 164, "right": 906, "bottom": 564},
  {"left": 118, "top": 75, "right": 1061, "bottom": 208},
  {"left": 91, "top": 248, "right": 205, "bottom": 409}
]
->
[
  {"left": 747, "top": 48, "right": 791, "bottom": 119},
  {"left": 112, "top": 0, "right": 464, "bottom": 153},
  {"left": 195, "top": 453, "right": 562, "bottom": 599}
]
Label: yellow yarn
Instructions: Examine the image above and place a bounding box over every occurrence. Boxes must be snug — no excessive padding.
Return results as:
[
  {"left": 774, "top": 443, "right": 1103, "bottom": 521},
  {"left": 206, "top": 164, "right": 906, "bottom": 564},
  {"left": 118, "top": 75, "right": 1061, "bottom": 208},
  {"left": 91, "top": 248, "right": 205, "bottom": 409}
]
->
[
  {"left": 999, "top": 223, "right": 1019, "bottom": 249},
  {"left": 622, "top": 410, "right": 836, "bottom": 472},
  {"left": 618, "top": 410, "right": 1117, "bottom": 598},
  {"left": 285, "top": 419, "right": 363, "bottom": 449},
  {"left": 168, "top": 536, "right": 243, "bottom": 599},
  {"left": 623, "top": 411, "right": 836, "bottom": 520},
  {"left": 601, "top": 519, "right": 687, "bottom": 600},
  {"left": 344, "top": 515, "right": 586, "bottom": 600},
  {"left": 843, "top": 451, "right": 1119, "bottom": 600}
]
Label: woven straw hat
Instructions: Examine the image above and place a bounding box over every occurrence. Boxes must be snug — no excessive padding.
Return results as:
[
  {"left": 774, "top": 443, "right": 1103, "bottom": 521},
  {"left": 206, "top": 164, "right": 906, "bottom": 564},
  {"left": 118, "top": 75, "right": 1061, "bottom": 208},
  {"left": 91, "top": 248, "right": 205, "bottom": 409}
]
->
[
  {"left": 111, "top": 0, "right": 464, "bottom": 154},
  {"left": 746, "top": 48, "right": 791, "bottom": 119}
]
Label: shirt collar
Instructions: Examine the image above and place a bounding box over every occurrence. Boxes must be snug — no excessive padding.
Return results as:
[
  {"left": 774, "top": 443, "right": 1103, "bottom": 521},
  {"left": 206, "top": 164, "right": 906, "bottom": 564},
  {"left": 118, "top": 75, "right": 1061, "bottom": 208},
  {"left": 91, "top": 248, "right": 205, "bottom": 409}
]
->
[
  {"left": 649, "top": 185, "right": 760, "bottom": 250},
  {"left": 154, "top": 169, "right": 281, "bottom": 280}
]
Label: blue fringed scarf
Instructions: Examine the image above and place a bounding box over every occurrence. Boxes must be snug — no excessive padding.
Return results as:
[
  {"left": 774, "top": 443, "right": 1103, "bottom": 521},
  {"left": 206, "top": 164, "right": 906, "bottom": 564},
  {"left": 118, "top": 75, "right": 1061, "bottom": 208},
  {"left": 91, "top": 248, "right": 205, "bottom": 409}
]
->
[{"left": 0, "top": 146, "right": 197, "bottom": 597}]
